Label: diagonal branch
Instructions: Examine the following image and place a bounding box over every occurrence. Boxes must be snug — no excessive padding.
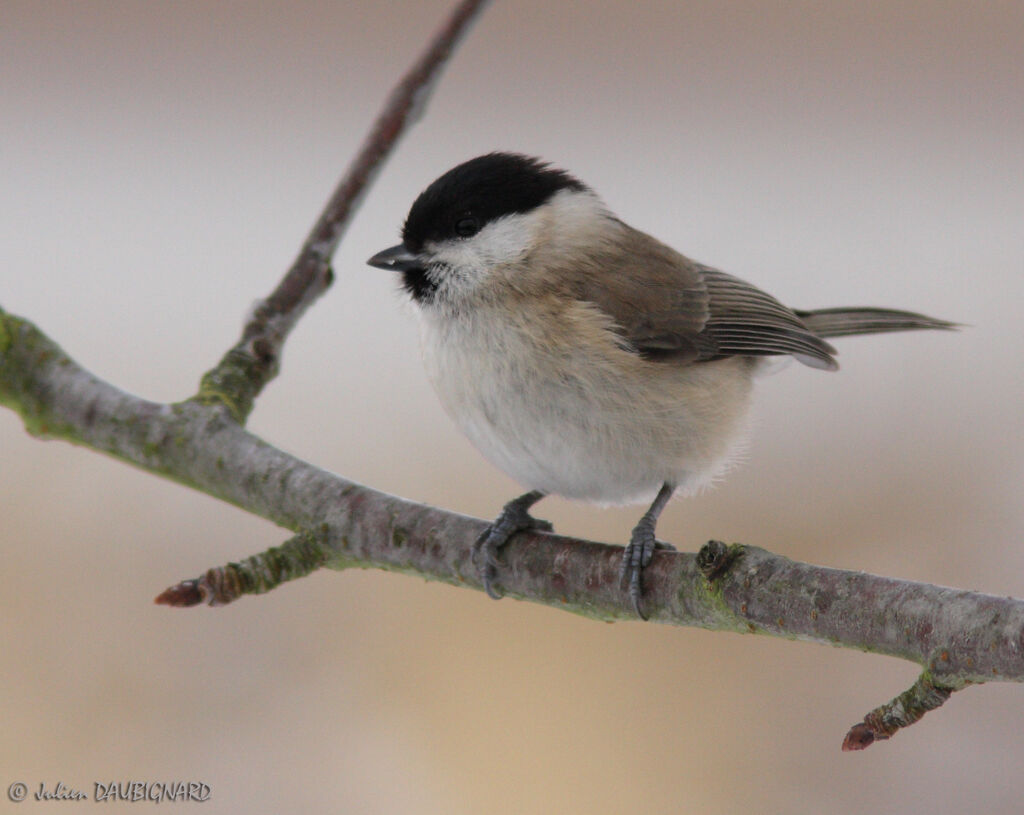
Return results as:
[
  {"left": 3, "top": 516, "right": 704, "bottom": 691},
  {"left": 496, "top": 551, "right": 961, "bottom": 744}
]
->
[
  {"left": 2, "top": 306, "right": 1023, "bottom": 750},
  {"left": 196, "top": 0, "right": 491, "bottom": 423}
]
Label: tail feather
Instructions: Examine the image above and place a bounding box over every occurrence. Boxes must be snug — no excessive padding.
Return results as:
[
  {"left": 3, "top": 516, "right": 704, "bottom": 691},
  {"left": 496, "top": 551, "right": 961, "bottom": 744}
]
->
[{"left": 795, "top": 307, "right": 958, "bottom": 339}]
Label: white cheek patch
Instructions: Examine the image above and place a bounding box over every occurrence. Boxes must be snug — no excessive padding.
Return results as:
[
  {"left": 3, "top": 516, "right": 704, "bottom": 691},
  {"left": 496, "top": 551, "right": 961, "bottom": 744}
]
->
[
  {"left": 473, "top": 214, "right": 536, "bottom": 266},
  {"left": 425, "top": 212, "right": 537, "bottom": 297}
]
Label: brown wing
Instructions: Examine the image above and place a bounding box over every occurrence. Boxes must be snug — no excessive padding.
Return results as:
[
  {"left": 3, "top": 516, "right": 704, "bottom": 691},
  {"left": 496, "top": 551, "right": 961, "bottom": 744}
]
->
[{"left": 574, "top": 224, "right": 838, "bottom": 370}]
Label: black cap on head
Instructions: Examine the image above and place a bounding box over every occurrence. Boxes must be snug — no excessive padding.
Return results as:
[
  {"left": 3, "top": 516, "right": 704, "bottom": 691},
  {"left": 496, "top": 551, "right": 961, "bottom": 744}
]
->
[{"left": 401, "top": 153, "right": 586, "bottom": 252}]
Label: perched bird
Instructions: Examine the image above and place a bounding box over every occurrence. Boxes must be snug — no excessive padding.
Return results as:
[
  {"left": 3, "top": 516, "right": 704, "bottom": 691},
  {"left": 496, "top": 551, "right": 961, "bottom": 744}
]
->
[{"left": 368, "top": 152, "right": 954, "bottom": 618}]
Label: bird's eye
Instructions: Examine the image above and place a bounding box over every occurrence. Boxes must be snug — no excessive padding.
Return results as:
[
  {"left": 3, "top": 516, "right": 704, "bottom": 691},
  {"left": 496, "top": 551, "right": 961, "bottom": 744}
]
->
[{"left": 454, "top": 216, "right": 481, "bottom": 238}]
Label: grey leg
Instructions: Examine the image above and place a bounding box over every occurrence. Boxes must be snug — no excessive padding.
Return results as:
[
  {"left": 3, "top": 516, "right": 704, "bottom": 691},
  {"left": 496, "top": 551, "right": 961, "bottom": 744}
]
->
[
  {"left": 620, "top": 482, "right": 677, "bottom": 620},
  {"left": 474, "top": 490, "right": 551, "bottom": 599}
]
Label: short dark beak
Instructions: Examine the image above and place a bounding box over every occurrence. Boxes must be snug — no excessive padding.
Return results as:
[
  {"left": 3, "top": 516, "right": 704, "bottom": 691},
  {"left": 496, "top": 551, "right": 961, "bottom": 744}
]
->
[{"left": 367, "top": 244, "right": 420, "bottom": 272}]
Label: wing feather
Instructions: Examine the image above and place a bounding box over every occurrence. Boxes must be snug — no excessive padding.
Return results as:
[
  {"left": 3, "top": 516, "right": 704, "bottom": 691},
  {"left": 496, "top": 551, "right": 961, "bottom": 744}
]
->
[{"left": 570, "top": 224, "right": 837, "bottom": 369}]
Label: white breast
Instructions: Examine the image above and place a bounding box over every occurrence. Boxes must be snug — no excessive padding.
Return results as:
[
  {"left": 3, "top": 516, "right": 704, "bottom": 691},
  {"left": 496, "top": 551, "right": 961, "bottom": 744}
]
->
[{"left": 418, "top": 298, "right": 756, "bottom": 506}]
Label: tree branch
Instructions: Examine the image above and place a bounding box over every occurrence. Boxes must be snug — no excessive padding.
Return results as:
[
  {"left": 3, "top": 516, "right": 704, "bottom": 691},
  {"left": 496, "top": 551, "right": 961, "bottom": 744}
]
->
[
  {"left": 3, "top": 304, "right": 1023, "bottom": 748},
  {"left": 2, "top": 0, "right": 1021, "bottom": 751},
  {"left": 196, "top": 0, "right": 491, "bottom": 423}
]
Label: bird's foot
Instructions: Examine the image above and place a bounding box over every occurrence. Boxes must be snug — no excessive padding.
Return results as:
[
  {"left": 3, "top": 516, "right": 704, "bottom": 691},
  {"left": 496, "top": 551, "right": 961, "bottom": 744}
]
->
[
  {"left": 620, "top": 529, "right": 676, "bottom": 620},
  {"left": 473, "top": 491, "right": 551, "bottom": 599}
]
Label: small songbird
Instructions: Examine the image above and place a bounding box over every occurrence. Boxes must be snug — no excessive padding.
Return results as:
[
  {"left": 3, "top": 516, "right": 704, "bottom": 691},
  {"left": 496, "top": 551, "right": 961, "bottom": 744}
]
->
[{"left": 368, "top": 152, "right": 954, "bottom": 618}]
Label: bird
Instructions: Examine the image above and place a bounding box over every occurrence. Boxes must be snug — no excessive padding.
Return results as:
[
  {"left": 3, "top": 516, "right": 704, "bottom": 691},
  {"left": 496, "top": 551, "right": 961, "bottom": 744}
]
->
[{"left": 368, "top": 152, "right": 955, "bottom": 619}]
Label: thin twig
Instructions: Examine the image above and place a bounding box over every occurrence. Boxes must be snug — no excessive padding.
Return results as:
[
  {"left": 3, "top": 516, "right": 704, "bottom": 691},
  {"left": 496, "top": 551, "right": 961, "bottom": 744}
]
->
[
  {"left": 196, "top": 0, "right": 491, "bottom": 422},
  {"left": 154, "top": 531, "right": 328, "bottom": 607},
  {"left": 842, "top": 672, "right": 963, "bottom": 750}
]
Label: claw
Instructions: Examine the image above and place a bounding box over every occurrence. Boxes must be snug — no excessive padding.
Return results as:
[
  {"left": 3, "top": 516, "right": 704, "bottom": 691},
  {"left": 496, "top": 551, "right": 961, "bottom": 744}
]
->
[
  {"left": 473, "top": 525, "right": 506, "bottom": 600},
  {"left": 621, "top": 537, "right": 676, "bottom": 620},
  {"left": 630, "top": 567, "right": 644, "bottom": 620},
  {"left": 619, "top": 482, "right": 677, "bottom": 620},
  {"left": 472, "top": 491, "right": 549, "bottom": 599}
]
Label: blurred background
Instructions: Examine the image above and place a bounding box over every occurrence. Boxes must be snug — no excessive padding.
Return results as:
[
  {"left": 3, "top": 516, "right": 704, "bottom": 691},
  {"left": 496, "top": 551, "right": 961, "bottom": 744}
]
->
[{"left": 2, "top": 1, "right": 1022, "bottom": 812}]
